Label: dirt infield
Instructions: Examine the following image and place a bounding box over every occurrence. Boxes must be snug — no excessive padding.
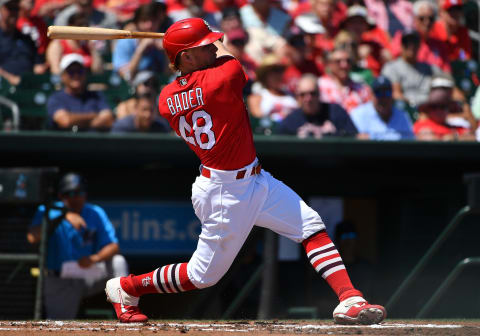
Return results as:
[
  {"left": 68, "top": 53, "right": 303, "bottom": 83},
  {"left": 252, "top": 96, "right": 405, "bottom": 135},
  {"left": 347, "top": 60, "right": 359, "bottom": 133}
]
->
[{"left": 1, "top": 320, "right": 480, "bottom": 335}]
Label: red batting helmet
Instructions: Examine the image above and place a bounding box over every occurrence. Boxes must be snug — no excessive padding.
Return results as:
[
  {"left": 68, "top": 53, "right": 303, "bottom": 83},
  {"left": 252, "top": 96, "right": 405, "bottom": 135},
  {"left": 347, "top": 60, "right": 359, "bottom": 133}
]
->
[{"left": 163, "top": 18, "right": 224, "bottom": 64}]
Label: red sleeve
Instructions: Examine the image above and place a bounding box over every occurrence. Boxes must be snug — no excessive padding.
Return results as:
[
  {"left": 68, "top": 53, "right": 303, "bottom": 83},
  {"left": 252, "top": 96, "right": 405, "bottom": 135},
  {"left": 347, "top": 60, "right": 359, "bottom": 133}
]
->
[{"left": 205, "top": 57, "right": 248, "bottom": 92}]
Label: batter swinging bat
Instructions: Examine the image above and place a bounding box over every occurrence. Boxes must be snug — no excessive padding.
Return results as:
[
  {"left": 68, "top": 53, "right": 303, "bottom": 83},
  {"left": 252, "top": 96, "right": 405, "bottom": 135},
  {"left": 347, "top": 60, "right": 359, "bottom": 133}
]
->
[{"left": 47, "top": 26, "right": 165, "bottom": 40}]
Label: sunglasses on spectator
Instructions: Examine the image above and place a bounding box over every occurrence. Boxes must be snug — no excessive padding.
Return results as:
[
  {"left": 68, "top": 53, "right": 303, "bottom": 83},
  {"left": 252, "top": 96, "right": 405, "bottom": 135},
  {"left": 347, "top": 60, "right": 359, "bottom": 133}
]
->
[
  {"left": 417, "top": 15, "right": 435, "bottom": 22},
  {"left": 331, "top": 58, "right": 351, "bottom": 64},
  {"left": 428, "top": 104, "right": 450, "bottom": 111},
  {"left": 61, "top": 190, "right": 86, "bottom": 198},
  {"left": 374, "top": 90, "right": 392, "bottom": 98},
  {"left": 231, "top": 39, "right": 247, "bottom": 47},
  {"left": 66, "top": 67, "right": 86, "bottom": 76},
  {"left": 297, "top": 90, "right": 319, "bottom": 97}
]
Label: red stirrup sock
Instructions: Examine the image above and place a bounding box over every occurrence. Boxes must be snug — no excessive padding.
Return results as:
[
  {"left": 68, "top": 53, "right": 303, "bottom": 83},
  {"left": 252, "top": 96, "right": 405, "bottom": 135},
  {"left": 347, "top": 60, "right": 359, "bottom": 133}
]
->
[
  {"left": 120, "top": 262, "right": 197, "bottom": 297},
  {"left": 302, "top": 230, "right": 363, "bottom": 301}
]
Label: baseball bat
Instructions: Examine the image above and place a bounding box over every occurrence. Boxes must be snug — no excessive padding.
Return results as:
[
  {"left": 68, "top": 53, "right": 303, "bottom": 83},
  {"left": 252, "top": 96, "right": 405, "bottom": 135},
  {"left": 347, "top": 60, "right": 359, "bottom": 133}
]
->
[{"left": 47, "top": 26, "right": 165, "bottom": 40}]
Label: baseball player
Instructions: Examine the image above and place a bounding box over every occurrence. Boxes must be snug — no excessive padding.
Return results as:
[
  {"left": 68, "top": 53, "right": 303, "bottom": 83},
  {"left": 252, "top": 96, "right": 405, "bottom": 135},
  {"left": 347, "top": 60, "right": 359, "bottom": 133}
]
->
[{"left": 105, "top": 18, "right": 386, "bottom": 324}]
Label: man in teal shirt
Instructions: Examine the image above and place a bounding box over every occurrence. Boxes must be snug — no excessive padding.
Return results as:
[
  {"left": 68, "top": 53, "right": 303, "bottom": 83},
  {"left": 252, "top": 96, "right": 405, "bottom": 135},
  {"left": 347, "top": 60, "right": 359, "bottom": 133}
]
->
[{"left": 28, "top": 173, "right": 128, "bottom": 319}]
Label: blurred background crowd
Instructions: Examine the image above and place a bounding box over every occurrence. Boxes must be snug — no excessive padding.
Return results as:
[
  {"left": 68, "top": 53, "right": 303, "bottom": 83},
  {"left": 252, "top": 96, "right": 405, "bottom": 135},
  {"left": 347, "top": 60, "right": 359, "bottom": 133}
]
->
[{"left": 1, "top": 0, "right": 480, "bottom": 141}]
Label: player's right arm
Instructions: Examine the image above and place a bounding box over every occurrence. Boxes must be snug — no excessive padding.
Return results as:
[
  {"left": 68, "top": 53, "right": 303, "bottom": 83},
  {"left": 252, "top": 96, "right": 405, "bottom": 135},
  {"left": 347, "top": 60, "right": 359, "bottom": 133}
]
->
[{"left": 214, "top": 40, "right": 233, "bottom": 59}]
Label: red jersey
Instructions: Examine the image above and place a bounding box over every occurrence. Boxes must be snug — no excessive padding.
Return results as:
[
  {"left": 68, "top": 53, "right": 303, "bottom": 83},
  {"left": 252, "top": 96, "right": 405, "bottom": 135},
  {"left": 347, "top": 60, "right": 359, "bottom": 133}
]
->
[
  {"left": 429, "top": 20, "right": 471, "bottom": 61},
  {"left": 17, "top": 16, "right": 49, "bottom": 54},
  {"left": 159, "top": 56, "right": 256, "bottom": 170},
  {"left": 413, "top": 118, "right": 469, "bottom": 138}
]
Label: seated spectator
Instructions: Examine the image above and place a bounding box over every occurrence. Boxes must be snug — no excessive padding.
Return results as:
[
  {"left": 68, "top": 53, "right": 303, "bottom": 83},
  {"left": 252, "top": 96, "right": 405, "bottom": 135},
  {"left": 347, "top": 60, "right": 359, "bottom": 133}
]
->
[
  {"left": 47, "top": 13, "right": 103, "bottom": 75},
  {"left": 350, "top": 76, "right": 415, "bottom": 140},
  {"left": 31, "top": 0, "right": 74, "bottom": 22},
  {"left": 113, "top": 3, "right": 167, "bottom": 81},
  {"left": 430, "top": 0, "right": 471, "bottom": 61},
  {"left": 429, "top": 74, "right": 477, "bottom": 132},
  {"left": 169, "top": 0, "right": 220, "bottom": 29},
  {"left": 47, "top": 54, "right": 114, "bottom": 131},
  {"left": 115, "top": 70, "right": 158, "bottom": 119},
  {"left": 94, "top": 0, "right": 150, "bottom": 22},
  {"left": 295, "top": 0, "right": 343, "bottom": 53},
  {"left": 240, "top": 0, "right": 291, "bottom": 36},
  {"left": 54, "top": 0, "right": 118, "bottom": 29},
  {"left": 27, "top": 172, "right": 128, "bottom": 319},
  {"left": 224, "top": 28, "right": 257, "bottom": 81},
  {"left": 247, "top": 55, "right": 298, "bottom": 126},
  {"left": 0, "top": 0, "right": 43, "bottom": 85},
  {"left": 340, "top": 5, "right": 392, "bottom": 76},
  {"left": 281, "top": 25, "right": 323, "bottom": 93},
  {"left": 334, "top": 30, "right": 374, "bottom": 85},
  {"left": 276, "top": 73, "right": 357, "bottom": 138},
  {"left": 240, "top": 0, "right": 290, "bottom": 63},
  {"left": 112, "top": 92, "right": 169, "bottom": 133},
  {"left": 17, "top": 0, "right": 49, "bottom": 73},
  {"left": 318, "top": 48, "right": 373, "bottom": 113},
  {"left": 363, "top": 0, "right": 413, "bottom": 37},
  {"left": 413, "top": 86, "right": 475, "bottom": 141},
  {"left": 382, "top": 31, "right": 444, "bottom": 108},
  {"left": 391, "top": 0, "right": 450, "bottom": 73},
  {"left": 220, "top": 6, "right": 243, "bottom": 33}
]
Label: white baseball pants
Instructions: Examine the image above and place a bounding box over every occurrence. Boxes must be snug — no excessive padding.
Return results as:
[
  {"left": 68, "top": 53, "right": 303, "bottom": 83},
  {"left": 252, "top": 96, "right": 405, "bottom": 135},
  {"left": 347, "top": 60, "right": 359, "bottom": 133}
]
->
[{"left": 188, "top": 158, "right": 326, "bottom": 289}]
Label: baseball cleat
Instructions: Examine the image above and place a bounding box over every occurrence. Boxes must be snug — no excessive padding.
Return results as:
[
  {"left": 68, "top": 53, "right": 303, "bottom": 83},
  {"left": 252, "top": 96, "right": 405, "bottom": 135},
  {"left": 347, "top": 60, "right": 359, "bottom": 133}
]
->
[
  {"left": 105, "top": 277, "right": 148, "bottom": 323},
  {"left": 333, "top": 296, "right": 386, "bottom": 325}
]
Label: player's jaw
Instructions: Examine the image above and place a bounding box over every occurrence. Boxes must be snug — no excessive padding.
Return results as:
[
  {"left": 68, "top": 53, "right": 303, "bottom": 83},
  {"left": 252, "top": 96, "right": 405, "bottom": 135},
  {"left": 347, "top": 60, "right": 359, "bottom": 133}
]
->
[{"left": 189, "top": 43, "right": 218, "bottom": 70}]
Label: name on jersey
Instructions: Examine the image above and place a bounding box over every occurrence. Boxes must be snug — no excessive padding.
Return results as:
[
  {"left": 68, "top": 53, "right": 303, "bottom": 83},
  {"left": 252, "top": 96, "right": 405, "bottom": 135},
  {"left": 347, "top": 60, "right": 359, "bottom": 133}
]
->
[{"left": 166, "top": 87, "right": 205, "bottom": 116}]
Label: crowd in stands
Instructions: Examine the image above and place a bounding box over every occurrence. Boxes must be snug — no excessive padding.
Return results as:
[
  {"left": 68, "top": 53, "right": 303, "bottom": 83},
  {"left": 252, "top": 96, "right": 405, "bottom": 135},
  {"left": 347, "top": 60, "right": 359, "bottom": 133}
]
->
[{"left": 1, "top": 0, "right": 480, "bottom": 141}]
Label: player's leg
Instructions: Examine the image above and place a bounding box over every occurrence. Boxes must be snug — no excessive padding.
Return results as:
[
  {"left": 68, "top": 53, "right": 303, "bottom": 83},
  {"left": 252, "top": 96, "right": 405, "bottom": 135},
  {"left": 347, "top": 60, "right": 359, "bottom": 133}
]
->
[
  {"left": 106, "top": 174, "right": 267, "bottom": 322},
  {"left": 254, "top": 170, "right": 385, "bottom": 324}
]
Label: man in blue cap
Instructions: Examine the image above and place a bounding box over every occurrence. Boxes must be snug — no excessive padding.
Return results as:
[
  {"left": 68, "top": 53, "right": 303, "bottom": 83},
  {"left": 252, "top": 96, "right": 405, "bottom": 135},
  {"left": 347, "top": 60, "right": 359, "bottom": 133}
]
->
[
  {"left": 350, "top": 75, "right": 415, "bottom": 140},
  {"left": 27, "top": 172, "right": 127, "bottom": 319}
]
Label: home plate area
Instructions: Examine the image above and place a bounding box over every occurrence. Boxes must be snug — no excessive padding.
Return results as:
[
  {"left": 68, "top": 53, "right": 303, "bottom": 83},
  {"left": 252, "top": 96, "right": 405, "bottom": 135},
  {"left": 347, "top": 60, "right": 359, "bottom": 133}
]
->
[{"left": 0, "top": 320, "right": 479, "bottom": 335}]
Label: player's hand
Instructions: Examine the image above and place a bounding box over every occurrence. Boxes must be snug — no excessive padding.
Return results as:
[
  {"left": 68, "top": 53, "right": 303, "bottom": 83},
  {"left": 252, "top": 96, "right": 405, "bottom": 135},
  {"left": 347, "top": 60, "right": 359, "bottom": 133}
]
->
[
  {"left": 77, "top": 254, "right": 100, "bottom": 268},
  {"left": 65, "top": 212, "right": 87, "bottom": 231}
]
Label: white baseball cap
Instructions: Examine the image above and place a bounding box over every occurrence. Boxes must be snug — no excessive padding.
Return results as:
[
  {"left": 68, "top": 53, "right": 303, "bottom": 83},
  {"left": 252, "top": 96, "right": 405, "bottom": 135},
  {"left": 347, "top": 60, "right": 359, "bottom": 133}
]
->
[{"left": 59, "top": 53, "right": 85, "bottom": 73}]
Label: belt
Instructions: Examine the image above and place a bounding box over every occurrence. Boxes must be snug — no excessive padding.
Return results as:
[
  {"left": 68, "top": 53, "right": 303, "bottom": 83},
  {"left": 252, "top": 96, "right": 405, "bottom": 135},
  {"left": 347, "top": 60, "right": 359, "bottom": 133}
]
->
[{"left": 201, "top": 163, "right": 262, "bottom": 180}]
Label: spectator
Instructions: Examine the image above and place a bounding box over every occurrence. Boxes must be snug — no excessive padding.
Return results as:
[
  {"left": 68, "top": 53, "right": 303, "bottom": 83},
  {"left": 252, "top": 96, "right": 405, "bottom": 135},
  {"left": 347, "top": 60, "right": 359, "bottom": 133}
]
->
[
  {"left": 430, "top": 0, "right": 471, "bottom": 61},
  {"left": 334, "top": 30, "right": 374, "bottom": 85},
  {"left": 113, "top": 3, "right": 167, "bottom": 81},
  {"left": 340, "top": 5, "right": 392, "bottom": 76},
  {"left": 240, "top": 0, "right": 291, "bottom": 63},
  {"left": 240, "top": 0, "right": 291, "bottom": 36},
  {"left": 94, "top": 0, "right": 150, "bottom": 22},
  {"left": 429, "top": 74, "right": 477, "bottom": 132},
  {"left": 47, "top": 54, "right": 114, "bottom": 131},
  {"left": 363, "top": 0, "right": 413, "bottom": 37},
  {"left": 115, "top": 70, "right": 158, "bottom": 119},
  {"left": 247, "top": 55, "right": 298, "bottom": 126},
  {"left": 391, "top": 0, "right": 450, "bottom": 73},
  {"left": 350, "top": 75, "right": 415, "bottom": 140},
  {"left": 381, "top": 30, "right": 444, "bottom": 108},
  {"left": 281, "top": 25, "right": 323, "bottom": 92},
  {"left": 276, "top": 73, "right": 357, "bottom": 138},
  {"left": 112, "top": 92, "right": 169, "bottom": 133},
  {"left": 318, "top": 47, "right": 373, "bottom": 113},
  {"left": 31, "top": 0, "right": 75, "bottom": 21},
  {"left": 169, "top": 0, "right": 220, "bottom": 28},
  {"left": 0, "top": 0, "right": 43, "bottom": 85},
  {"left": 413, "top": 86, "right": 475, "bottom": 140},
  {"left": 17, "top": 0, "right": 49, "bottom": 67},
  {"left": 220, "top": 6, "right": 243, "bottom": 33},
  {"left": 54, "top": 0, "right": 118, "bottom": 29},
  {"left": 47, "top": 13, "right": 103, "bottom": 75},
  {"left": 224, "top": 28, "right": 257, "bottom": 81},
  {"left": 27, "top": 172, "right": 128, "bottom": 320}
]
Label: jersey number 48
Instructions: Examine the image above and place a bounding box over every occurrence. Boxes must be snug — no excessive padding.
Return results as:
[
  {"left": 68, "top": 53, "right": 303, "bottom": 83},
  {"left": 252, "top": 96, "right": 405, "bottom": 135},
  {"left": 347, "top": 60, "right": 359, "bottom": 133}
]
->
[{"left": 179, "top": 110, "right": 216, "bottom": 150}]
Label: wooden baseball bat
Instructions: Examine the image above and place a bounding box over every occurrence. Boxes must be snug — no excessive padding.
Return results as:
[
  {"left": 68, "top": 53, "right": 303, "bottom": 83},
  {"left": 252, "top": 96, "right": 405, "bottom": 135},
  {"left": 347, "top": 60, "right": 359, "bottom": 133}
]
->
[{"left": 47, "top": 26, "right": 165, "bottom": 40}]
